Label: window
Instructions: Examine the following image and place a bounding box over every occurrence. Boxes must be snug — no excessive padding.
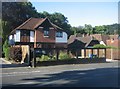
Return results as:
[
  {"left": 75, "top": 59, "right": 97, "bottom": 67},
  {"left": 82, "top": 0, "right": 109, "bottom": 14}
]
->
[
  {"left": 44, "top": 30, "right": 49, "bottom": 37},
  {"left": 21, "top": 30, "right": 30, "bottom": 36},
  {"left": 56, "top": 31, "right": 63, "bottom": 37},
  {"left": 43, "top": 27, "right": 49, "bottom": 37}
]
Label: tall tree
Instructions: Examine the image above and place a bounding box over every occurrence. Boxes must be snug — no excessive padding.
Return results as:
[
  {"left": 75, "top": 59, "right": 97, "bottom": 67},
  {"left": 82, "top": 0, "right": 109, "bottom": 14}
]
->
[
  {"left": 39, "top": 12, "right": 72, "bottom": 36},
  {"left": 2, "top": 2, "right": 39, "bottom": 43},
  {"left": 84, "top": 24, "right": 93, "bottom": 35}
]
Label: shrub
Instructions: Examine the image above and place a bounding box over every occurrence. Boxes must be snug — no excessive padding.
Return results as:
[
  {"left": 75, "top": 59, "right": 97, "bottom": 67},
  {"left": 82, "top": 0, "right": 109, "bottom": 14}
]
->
[
  {"left": 59, "top": 52, "right": 70, "bottom": 60},
  {"left": 3, "top": 39, "right": 10, "bottom": 59},
  {"left": 9, "top": 47, "right": 22, "bottom": 62},
  {"left": 40, "top": 55, "right": 50, "bottom": 61},
  {"left": 93, "top": 44, "right": 112, "bottom": 48}
]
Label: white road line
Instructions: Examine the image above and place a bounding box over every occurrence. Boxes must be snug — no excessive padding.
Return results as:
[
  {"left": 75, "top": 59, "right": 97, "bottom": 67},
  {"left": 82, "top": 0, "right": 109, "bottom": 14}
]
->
[{"left": 0, "top": 71, "right": 42, "bottom": 77}]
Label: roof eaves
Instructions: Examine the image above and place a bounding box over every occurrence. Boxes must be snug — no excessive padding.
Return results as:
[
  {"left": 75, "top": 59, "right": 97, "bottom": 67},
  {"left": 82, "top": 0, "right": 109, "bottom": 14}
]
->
[
  {"left": 34, "top": 18, "right": 47, "bottom": 29},
  {"left": 10, "top": 17, "right": 33, "bottom": 35}
]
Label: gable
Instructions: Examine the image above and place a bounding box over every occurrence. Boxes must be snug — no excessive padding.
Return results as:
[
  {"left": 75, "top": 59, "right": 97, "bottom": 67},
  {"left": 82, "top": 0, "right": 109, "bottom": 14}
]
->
[
  {"left": 68, "top": 39, "right": 86, "bottom": 48},
  {"left": 10, "top": 17, "right": 64, "bottom": 35}
]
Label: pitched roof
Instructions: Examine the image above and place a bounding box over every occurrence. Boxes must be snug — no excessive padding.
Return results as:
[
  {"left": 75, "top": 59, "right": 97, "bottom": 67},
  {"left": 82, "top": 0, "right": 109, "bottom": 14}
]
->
[
  {"left": 68, "top": 35, "right": 99, "bottom": 47},
  {"left": 67, "top": 35, "right": 76, "bottom": 44},
  {"left": 10, "top": 17, "right": 63, "bottom": 34},
  {"left": 90, "top": 34, "right": 119, "bottom": 44}
]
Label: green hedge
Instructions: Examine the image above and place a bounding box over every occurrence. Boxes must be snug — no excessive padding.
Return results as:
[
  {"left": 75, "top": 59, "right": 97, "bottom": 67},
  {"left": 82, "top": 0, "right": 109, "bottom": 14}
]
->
[
  {"left": 3, "top": 39, "right": 10, "bottom": 59},
  {"left": 93, "top": 44, "right": 115, "bottom": 49},
  {"left": 59, "top": 52, "right": 71, "bottom": 60}
]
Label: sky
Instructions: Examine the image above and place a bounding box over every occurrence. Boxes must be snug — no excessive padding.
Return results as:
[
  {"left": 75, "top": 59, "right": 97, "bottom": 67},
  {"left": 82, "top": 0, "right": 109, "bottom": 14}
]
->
[{"left": 29, "top": 0, "right": 119, "bottom": 27}]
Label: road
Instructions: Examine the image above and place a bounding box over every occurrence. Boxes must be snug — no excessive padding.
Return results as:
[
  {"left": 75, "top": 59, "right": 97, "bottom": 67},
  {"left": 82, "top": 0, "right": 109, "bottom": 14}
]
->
[{"left": 1, "top": 60, "right": 120, "bottom": 88}]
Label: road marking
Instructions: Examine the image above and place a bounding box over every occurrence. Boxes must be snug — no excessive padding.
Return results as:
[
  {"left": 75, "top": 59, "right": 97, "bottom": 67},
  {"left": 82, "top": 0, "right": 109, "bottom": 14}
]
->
[{"left": 0, "top": 71, "right": 42, "bottom": 77}]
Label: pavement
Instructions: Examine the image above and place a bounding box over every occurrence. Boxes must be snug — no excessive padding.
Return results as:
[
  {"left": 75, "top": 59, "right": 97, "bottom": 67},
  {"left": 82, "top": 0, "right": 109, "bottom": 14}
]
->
[
  {"left": 0, "top": 58, "right": 11, "bottom": 64},
  {"left": 1, "top": 60, "right": 120, "bottom": 88},
  {"left": 0, "top": 58, "right": 28, "bottom": 68}
]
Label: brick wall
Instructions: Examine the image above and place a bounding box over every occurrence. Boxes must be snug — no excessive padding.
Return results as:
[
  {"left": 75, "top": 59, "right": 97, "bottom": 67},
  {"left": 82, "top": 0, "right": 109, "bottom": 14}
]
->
[
  {"left": 106, "top": 40, "right": 120, "bottom": 60},
  {"left": 36, "top": 28, "right": 55, "bottom": 43}
]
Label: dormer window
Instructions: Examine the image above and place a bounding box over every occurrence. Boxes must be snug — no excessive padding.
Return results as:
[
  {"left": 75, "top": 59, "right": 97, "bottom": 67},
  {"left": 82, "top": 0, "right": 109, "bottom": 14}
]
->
[{"left": 56, "top": 31, "right": 63, "bottom": 38}]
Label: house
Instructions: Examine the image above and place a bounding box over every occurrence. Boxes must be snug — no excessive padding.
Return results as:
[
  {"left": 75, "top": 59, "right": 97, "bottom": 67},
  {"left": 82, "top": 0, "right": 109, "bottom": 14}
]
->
[
  {"left": 9, "top": 17, "right": 68, "bottom": 63},
  {"left": 9, "top": 17, "right": 68, "bottom": 48},
  {"left": 68, "top": 35, "right": 100, "bottom": 58},
  {"left": 106, "top": 39, "right": 120, "bottom": 60},
  {"left": 68, "top": 35, "right": 100, "bottom": 48},
  {"left": 90, "top": 34, "right": 119, "bottom": 46}
]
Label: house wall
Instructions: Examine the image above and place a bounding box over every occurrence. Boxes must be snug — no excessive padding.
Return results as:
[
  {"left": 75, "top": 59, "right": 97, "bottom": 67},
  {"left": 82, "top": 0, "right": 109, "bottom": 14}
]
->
[
  {"left": 9, "top": 30, "right": 20, "bottom": 42},
  {"left": 30, "top": 31, "right": 34, "bottom": 42},
  {"left": 56, "top": 32, "right": 67, "bottom": 43},
  {"left": 106, "top": 40, "right": 120, "bottom": 60},
  {"left": 55, "top": 43, "right": 67, "bottom": 48},
  {"left": 100, "top": 41, "right": 106, "bottom": 46},
  {"left": 15, "top": 30, "right": 20, "bottom": 42},
  {"left": 35, "top": 28, "right": 55, "bottom": 43},
  {"left": 9, "top": 30, "right": 35, "bottom": 43}
]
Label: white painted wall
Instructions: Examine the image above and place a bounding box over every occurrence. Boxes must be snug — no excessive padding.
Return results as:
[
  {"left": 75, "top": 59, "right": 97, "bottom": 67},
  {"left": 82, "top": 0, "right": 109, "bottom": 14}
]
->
[
  {"left": 56, "top": 32, "right": 67, "bottom": 43},
  {"left": 30, "top": 31, "right": 34, "bottom": 42},
  {"left": 100, "top": 41, "right": 106, "bottom": 46},
  {"left": 14, "top": 34, "right": 16, "bottom": 41},
  {"left": 15, "top": 30, "right": 20, "bottom": 42},
  {"left": 9, "top": 30, "right": 20, "bottom": 42}
]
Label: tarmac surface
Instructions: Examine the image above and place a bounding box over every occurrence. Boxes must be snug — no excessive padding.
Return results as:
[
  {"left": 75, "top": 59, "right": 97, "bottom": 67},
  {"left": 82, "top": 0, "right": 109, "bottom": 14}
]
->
[{"left": 1, "top": 58, "right": 120, "bottom": 88}]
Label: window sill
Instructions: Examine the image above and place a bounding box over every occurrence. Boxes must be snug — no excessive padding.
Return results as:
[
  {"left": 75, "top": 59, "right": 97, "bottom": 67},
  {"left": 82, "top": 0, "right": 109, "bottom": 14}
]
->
[{"left": 44, "top": 36, "right": 49, "bottom": 38}]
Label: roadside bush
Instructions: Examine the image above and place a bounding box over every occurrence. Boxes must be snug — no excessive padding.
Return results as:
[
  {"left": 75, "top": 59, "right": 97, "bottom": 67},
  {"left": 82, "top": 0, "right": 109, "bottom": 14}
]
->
[
  {"left": 40, "top": 55, "right": 50, "bottom": 61},
  {"left": 3, "top": 39, "right": 10, "bottom": 59},
  {"left": 9, "top": 47, "right": 22, "bottom": 62},
  {"left": 93, "top": 44, "right": 112, "bottom": 48},
  {"left": 59, "top": 52, "right": 71, "bottom": 60}
]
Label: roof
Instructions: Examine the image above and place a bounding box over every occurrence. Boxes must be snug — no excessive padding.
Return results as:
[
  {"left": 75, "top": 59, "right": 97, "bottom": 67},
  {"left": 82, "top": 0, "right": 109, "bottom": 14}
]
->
[
  {"left": 67, "top": 35, "right": 76, "bottom": 44},
  {"left": 90, "top": 34, "right": 119, "bottom": 44},
  {"left": 10, "top": 17, "right": 63, "bottom": 34},
  {"left": 68, "top": 35, "right": 99, "bottom": 47}
]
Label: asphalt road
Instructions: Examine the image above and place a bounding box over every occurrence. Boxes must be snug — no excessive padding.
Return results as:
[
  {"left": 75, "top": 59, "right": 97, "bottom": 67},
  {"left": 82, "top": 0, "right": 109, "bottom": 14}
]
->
[{"left": 1, "top": 61, "right": 120, "bottom": 88}]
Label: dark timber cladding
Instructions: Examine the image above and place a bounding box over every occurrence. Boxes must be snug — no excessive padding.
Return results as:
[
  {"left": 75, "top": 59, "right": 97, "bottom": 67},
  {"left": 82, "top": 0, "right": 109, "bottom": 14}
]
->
[{"left": 30, "top": 48, "right": 106, "bottom": 67}]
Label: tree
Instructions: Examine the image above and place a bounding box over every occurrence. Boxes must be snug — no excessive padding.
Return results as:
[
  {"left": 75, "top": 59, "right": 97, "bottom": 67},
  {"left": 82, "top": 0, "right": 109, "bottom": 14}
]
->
[
  {"left": 84, "top": 24, "right": 93, "bottom": 35},
  {"left": 2, "top": 2, "right": 39, "bottom": 44},
  {"left": 39, "top": 12, "right": 72, "bottom": 36},
  {"left": 3, "top": 39, "right": 10, "bottom": 59}
]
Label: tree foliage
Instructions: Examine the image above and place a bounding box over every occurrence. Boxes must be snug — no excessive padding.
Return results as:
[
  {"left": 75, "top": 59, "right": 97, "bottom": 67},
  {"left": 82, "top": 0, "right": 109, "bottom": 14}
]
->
[
  {"left": 2, "top": 2, "right": 39, "bottom": 43},
  {"left": 71, "top": 23, "right": 120, "bottom": 35},
  {"left": 39, "top": 11, "right": 72, "bottom": 36}
]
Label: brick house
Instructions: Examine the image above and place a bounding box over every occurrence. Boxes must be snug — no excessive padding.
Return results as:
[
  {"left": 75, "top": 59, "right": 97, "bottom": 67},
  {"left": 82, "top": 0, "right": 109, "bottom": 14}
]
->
[
  {"left": 68, "top": 35, "right": 100, "bottom": 57},
  {"left": 68, "top": 35, "right": 100, "bottom": 48},
  {"left": 68, "top": 34, "right": 120, "bottom": 59},
  {"left": 9, "top": 17, "right": 68, "bottom": 48},
  {"left": 90, "top": 34, "right": 119, "bottom": 46},
  {"left": 8, "top": 17, "right": 68, "bottom": 63},
  {"left": 106, "top": 39, "right": 120, "bottom": 60}
]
